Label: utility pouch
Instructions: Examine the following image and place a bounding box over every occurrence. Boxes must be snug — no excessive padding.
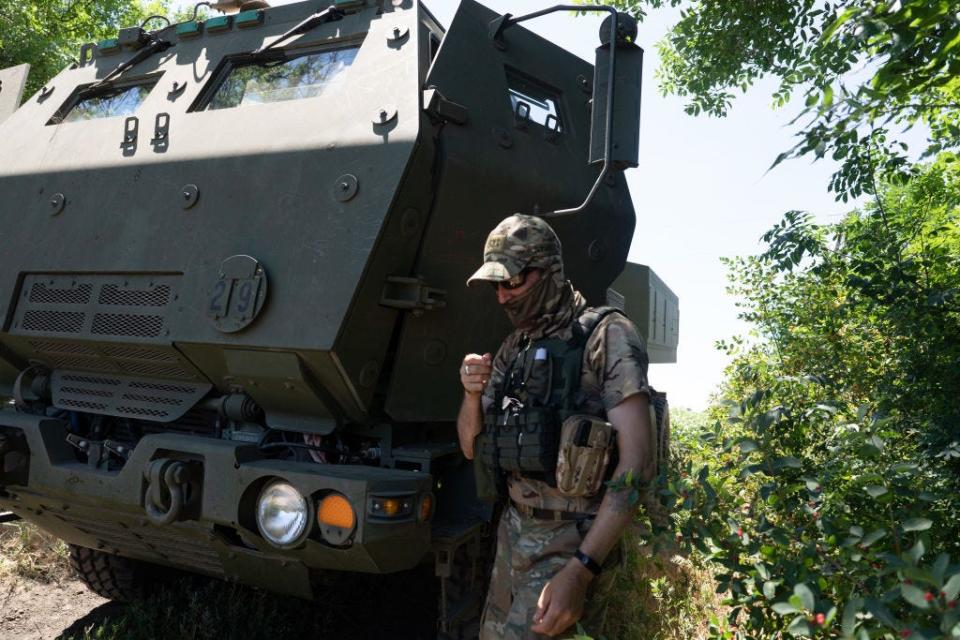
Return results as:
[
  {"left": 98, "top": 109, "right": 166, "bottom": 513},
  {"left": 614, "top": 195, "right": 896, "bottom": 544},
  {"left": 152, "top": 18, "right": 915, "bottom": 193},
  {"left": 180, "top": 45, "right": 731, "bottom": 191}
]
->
[
  {"left": 556, "top": 415, "right": 616, "bottom": 497},
  {"left": 474, "top": 419, "right": 500, "bottom": 501},
  {"left": 517, "top": 407, "right": 559, "bottom": 475},
  {"left": 472, "top": 446, "right": 499, "bottom": 502}
]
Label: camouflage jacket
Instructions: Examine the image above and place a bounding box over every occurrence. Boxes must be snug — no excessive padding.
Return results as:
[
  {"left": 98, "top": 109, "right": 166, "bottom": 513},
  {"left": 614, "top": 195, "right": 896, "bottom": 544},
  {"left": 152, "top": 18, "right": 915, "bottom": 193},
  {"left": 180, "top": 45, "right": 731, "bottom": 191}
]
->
[{"left": 481, "top": 294, "right": 652, "bottom": 514}]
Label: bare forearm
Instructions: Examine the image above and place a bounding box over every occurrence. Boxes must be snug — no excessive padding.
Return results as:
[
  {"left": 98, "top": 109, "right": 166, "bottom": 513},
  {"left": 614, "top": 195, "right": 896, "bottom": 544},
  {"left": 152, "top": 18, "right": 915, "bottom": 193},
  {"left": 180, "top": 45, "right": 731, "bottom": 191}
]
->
[
  {"left": 456, "top": 393, "right": 483, "bottom": 459},
  {"left": 571, "top": 393, "right": 655, "bottom": 570},
  {"left": 575, "top": 460, "right": 644, "bottom": 566}
]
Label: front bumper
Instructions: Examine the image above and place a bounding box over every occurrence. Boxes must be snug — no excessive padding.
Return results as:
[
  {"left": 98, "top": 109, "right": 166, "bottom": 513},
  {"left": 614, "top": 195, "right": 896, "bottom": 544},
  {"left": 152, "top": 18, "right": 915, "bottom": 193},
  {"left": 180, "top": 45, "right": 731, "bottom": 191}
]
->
[{"left": 0, "top": 411, "right": 432, "bottom": 598}]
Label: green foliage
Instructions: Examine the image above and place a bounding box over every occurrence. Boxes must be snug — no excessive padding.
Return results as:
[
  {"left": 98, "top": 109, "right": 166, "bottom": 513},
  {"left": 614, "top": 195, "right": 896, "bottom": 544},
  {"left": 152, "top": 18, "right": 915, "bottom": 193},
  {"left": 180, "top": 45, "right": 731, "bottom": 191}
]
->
[
  {"left": 599, "top": 531, "right": 723, "bottom": 640},
  {"left": 662, "top": 157, "right": 960, "bottom": 638},
  {"left": 0, "top": 0, "right": 171, "bottom": 98},
  {"left": 582, "top": 0, "right": 960, "bottom": 200}
]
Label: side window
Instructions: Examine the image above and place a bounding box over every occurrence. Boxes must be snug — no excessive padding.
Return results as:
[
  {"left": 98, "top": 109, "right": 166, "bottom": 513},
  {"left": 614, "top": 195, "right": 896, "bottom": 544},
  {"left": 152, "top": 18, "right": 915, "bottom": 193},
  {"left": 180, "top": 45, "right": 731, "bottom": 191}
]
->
[
  {"left": 196, "top": 45, "right": 360, "bottom": 111},
  {"left": 48, "top": 77, "right": 160, "bottom": 125},
  {"left": 505, "top": 68, "right": 562, "bottom": 133}
]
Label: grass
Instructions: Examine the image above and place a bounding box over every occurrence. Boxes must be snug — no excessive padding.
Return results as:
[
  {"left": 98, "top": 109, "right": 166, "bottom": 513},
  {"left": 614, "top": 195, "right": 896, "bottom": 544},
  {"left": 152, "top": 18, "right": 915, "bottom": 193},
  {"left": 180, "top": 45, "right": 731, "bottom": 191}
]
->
[
  {"left": 0, "top": 520, "right": 71, "bottom": 583},
  {"left": 599, "top": 527, "right": 722, "bottom": 640},
  {"left": 2, "top": 519, "right": 723, "bottom": 640}
]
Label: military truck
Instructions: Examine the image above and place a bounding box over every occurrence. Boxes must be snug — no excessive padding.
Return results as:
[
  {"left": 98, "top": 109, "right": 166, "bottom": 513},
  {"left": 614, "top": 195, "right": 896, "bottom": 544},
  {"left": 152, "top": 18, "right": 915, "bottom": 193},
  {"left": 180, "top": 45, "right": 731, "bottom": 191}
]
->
[{"left": 0, "top": 0, "right": 678, "bottom": 635}]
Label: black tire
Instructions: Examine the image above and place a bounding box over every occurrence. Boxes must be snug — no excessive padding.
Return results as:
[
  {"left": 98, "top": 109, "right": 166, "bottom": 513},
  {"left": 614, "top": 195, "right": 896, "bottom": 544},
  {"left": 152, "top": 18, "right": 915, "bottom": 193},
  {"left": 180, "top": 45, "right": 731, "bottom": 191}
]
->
[{"left": 68, "top": 544, "right": 162, "bottom": 601}]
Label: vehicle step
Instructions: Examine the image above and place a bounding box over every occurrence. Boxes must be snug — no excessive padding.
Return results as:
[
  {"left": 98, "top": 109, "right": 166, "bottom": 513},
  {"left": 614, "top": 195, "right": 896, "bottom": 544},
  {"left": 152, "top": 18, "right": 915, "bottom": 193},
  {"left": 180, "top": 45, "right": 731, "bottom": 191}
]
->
[{"left": 0, "top": 510, "right": 21, "bottom": 524}]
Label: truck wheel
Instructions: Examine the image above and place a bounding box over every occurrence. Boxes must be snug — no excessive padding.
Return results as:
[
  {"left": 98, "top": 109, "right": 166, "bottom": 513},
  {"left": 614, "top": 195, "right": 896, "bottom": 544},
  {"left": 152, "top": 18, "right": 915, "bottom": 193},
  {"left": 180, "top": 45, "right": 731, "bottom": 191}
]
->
[{"left": 68, "top": 544, "right": 162, "bottom": 601}]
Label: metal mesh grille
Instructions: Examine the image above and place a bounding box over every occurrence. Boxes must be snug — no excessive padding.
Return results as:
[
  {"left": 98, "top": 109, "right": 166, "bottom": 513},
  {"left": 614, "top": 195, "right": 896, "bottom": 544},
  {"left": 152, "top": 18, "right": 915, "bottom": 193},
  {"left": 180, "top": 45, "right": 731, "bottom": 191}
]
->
[
  {"left": 115, "top": 406, "right": 170, "bottom": 418},
  {"left": 98, "top": 284, "right": 171, "bottom": 307},
  {"left": 129, "top": 381, "right": 196, "bottom": 394},
  {"left": 91, "top": 313, "right": 163, "bottom": 337},
  {"left": 121, "top": 393, "right": 184, "bottom": 406},
  {"left": 99, "top": 346, "right": 177, "bottom": 362},
  {"left": 22, "top": 310, "right": 85, "bottom": 333},
  {"left": 29, "top": 283, "right": 93, "bottom": 305},
  {"left": 59, "top": 398, "right": 109, "bottom": 411},
  {"left": 49, "top": 355, "right": 117, "bottom": 372},
  {"left": 29, "top": 340, "right": 98, "bottom": 355},
  {"left": 61, "top": 374, "right": 123, "bottom": 386},
  {"left": 51, "top": 372, "right": 210, "bottom": 423},
  {"left": 61, "top": 386, "right": 114, "bottom": 398},
  {"left": 118, "top": 361, "right": 189, "bottom": 378}
]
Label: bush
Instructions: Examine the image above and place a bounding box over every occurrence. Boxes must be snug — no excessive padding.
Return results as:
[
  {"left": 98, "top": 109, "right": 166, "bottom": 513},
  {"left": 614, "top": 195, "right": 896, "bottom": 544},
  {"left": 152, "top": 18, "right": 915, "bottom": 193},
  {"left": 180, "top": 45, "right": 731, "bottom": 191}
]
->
[{"left": 667, "top": 157, "right": 960, "bottom": 639}]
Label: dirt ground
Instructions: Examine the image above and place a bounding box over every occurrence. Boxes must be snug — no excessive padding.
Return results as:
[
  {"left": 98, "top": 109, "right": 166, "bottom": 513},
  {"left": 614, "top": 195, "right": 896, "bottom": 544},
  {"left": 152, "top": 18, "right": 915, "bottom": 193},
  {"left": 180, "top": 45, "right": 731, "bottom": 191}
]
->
[{"left": 0, "top": 577, "right": 112, "bottom": 640}]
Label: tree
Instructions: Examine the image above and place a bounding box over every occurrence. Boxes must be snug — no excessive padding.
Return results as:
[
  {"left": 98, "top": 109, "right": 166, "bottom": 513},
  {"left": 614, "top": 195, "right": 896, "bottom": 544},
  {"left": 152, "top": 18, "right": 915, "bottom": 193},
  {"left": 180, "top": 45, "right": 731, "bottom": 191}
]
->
[
  {"left": 667, "top": 158, "right": 960, "bottom": 638},
  {"left": 586, "top": 0, "right": 960, "bottom": 201},
  {"left": 0, "top": 0, "right": 169, "bottom": 99}
]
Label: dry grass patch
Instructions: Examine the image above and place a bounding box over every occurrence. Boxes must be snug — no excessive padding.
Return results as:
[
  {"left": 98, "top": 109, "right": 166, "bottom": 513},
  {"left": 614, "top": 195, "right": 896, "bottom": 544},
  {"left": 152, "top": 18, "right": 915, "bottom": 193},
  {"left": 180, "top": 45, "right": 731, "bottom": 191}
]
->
[
  {"left": 0, "top": 521, "right": 71, "bottom": 583},
  {"left": 600, "top": 527, "right": 723, "bottom": 640}
]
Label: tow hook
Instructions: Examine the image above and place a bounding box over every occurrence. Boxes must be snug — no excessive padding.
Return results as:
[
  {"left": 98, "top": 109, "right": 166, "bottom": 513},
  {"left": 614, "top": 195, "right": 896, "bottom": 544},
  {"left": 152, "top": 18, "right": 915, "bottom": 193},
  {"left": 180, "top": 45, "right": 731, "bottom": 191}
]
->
[{"left": 143, "top": 459, "right": 189, "bottom": 526}]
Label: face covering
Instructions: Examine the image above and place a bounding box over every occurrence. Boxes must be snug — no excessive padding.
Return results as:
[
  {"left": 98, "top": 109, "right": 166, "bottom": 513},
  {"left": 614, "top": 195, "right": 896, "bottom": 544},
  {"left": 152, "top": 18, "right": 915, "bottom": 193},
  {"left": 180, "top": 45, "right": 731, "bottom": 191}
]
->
[{"left": 502, "top": 273, "right": 554, "bottom": 329}]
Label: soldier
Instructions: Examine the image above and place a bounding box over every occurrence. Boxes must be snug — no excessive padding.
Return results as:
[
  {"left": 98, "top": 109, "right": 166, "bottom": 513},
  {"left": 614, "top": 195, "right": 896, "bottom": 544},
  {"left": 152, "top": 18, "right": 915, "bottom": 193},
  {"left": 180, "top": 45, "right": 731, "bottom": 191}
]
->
[{"left": 457, "top": 214, "right": 660, "bottom": 639}]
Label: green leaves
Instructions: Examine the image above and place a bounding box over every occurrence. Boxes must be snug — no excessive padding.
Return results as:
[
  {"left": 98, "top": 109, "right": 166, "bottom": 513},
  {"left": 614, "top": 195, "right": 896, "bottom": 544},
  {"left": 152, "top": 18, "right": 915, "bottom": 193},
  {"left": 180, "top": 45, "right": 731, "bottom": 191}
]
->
[
  {"left": 864, "top": 484, "right": 888, "bottom": 498},
  {"left": 902, "top": 518, "right": 933, "bottom": 533},
  {"left": 901, "top": 583, "right": 931, "bottom": 610},
  {"left": 633, "top": 151, "right": 960, "bottom": 639},
  {"left": 794, "top": 583, "right": 816, "bottom": 611},
  {"left": 943, "top": 574, "right": 960, "bottom": 602},
  {"left": 1, "top": 0, "right": 172, "bottom": 98},
  {"left": 589, "top": 0, "right": 960, "bottom": 200}
]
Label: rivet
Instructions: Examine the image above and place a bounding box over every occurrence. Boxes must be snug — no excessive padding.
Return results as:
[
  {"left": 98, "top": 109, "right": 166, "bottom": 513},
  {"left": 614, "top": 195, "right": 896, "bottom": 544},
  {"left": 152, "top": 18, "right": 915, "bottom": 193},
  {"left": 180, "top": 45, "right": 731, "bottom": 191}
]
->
[
  {"left": 48, "top": 192, "right": 66, "bottom": 215},
  {"left": 333, "top": 174, "right": 359, "bottom": 202},
  {"left": 372, "top": 105, "right": 397, "bottom": 125}
]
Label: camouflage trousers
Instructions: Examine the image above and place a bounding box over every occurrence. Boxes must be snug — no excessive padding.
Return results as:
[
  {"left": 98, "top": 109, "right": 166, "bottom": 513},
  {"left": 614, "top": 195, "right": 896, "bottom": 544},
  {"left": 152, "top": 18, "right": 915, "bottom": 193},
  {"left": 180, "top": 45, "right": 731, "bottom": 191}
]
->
[{"left": 479, "top": 504, "right": 619, "bottom": 640}]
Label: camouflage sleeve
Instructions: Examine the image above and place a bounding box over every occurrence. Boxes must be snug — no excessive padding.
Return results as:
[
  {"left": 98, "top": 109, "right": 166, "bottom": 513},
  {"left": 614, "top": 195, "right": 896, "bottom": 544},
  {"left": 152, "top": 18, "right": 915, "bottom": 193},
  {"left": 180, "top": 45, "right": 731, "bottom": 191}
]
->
[{"left": 587, "top": 313, "right": 652, "bottom": 411}]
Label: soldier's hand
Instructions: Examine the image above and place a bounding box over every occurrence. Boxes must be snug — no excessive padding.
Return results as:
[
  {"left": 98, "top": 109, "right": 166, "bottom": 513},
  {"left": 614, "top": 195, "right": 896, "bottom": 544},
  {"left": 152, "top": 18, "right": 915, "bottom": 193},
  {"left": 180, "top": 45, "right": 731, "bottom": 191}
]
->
[
  {"left": 531, "top": 562, "right": 591, "bottom": 636},
  {"left": 460, "top": 353, "right": 492, "bottom": 397}
]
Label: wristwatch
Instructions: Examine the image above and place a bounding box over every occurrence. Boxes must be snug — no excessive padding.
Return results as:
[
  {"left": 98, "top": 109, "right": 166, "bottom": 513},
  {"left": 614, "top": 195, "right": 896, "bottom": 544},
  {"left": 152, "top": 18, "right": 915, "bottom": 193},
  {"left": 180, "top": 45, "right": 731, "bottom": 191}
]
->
[{"left": 574, "top": 549, "right": 602, "bottom": 577}]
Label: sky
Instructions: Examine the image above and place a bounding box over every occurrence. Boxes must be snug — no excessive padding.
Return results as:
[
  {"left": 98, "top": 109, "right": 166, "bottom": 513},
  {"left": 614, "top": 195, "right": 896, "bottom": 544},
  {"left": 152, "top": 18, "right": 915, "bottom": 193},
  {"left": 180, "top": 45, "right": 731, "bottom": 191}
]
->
[{"left": 173, "top": 0, "right": 884, "bottom": 409}]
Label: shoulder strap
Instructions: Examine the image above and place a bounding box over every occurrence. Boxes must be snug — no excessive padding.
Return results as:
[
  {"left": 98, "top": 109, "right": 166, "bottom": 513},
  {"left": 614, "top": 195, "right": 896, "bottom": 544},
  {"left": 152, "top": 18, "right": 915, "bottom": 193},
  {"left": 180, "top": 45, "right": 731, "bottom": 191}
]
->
[{"left": 571, "top": 305, "right": 625, "bottom": 346}]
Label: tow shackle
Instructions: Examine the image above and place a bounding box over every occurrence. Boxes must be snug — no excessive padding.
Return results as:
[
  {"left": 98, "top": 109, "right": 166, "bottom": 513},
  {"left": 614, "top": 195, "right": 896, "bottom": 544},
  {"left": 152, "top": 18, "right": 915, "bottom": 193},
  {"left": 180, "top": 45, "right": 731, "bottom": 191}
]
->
[{"left": 143, "top": 459, "right": 189, "bottom": 526}]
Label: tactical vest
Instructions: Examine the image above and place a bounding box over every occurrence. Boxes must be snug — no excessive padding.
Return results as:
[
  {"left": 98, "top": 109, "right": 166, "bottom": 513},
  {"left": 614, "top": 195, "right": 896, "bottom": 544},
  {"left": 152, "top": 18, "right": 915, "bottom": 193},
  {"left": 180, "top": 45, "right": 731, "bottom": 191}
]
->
[{"left": 476, "top": 307, "right": 622, "bottom": 486}]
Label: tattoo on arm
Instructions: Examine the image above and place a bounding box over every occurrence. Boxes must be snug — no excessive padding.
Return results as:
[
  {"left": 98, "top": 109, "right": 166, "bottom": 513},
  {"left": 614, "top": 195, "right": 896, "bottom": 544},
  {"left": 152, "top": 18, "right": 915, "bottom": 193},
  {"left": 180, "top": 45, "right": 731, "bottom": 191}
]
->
[{"left": 607, "top": 488, "right": 634, "bottom": 514}]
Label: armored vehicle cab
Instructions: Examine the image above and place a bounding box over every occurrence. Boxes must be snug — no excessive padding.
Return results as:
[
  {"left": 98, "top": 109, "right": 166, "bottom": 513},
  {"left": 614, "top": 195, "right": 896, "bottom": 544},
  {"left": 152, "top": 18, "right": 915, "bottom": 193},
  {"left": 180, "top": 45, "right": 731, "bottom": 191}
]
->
[{"left": 0, "top": 0, "right": 678, "bottom": 634}]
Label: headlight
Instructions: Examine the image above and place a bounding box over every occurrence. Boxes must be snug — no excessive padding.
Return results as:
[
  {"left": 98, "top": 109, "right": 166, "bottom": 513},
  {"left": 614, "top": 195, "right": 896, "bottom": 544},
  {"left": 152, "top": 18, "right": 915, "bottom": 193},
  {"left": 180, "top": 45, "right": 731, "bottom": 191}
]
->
[{"left": 256, "top": 480, "right": 309, "bottom": 547}]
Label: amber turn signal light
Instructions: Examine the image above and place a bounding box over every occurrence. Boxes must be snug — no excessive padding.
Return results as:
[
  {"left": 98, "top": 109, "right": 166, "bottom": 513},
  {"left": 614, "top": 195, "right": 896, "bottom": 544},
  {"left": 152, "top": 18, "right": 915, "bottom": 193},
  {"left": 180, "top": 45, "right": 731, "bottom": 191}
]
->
[
  {"left": 419, "top": 494, "right": 433, "bottom": 522},
  {"left": 317, "top": 494, "right": 355, "bottom": 530}
]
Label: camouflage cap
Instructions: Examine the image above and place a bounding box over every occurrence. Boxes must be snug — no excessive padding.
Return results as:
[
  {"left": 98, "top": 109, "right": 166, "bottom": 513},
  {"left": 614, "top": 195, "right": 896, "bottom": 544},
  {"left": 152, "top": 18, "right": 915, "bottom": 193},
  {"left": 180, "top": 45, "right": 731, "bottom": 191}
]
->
[{"left": 466, "top": 214, "right": 562, "bottom": 286}]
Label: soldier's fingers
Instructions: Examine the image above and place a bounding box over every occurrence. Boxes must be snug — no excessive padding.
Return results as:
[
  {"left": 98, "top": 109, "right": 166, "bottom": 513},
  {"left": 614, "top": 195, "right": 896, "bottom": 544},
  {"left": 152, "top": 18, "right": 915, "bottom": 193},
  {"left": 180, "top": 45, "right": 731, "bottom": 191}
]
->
[
  {"left": 531, "top": 607, "right": 563, "bottom": 636},
  {"left": 462, "top": 366, "right": 492, "bottom": 379}
]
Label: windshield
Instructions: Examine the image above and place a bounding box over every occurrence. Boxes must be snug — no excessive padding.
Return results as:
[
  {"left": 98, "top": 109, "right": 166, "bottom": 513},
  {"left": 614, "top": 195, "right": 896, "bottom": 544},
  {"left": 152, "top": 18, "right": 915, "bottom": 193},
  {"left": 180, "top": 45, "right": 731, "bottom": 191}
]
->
[
  {"left": 56, "top": 80, "right": 158, "bottom": 124},
  {"left": 206, "top": 46, "right": 360, "bottom": 110}
]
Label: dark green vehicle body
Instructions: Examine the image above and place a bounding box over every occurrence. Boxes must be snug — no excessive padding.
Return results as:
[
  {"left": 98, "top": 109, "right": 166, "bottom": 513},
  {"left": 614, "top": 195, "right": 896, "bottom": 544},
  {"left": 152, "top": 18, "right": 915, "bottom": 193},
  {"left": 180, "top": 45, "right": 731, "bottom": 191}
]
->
[{"left": 0, "top": 0, "right": 677, "bottom": 623}]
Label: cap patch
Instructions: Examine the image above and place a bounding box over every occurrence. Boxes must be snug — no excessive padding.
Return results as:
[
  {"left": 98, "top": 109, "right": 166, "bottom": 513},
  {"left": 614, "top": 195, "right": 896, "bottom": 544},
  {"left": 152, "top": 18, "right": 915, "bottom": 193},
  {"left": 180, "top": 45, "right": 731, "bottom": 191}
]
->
[{"left": 485, "top": 234, "right": 506, "bottom": 252}]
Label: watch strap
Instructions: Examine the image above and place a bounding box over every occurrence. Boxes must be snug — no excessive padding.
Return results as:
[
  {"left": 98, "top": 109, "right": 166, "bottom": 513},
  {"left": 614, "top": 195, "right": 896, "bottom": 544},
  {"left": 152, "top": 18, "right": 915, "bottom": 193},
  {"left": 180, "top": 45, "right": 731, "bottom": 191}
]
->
[{"left": 574, "top": 549, "right": 602, "bottom": 576}]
